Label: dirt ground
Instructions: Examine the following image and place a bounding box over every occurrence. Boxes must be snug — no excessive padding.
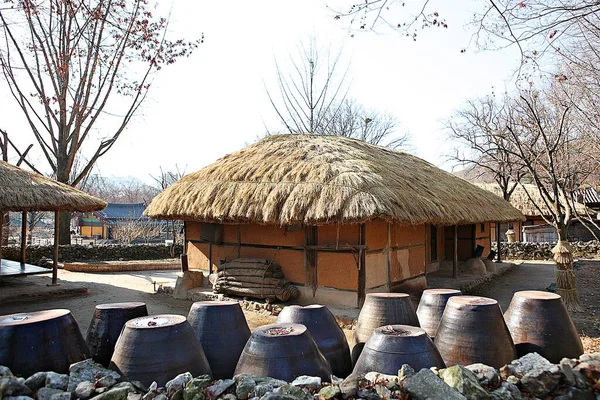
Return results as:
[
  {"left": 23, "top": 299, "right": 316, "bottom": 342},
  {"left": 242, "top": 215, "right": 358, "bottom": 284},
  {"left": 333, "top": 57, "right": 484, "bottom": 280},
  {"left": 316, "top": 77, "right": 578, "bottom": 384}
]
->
[{"left": 0, "top": 260, "right": 597, "bottom": 354}]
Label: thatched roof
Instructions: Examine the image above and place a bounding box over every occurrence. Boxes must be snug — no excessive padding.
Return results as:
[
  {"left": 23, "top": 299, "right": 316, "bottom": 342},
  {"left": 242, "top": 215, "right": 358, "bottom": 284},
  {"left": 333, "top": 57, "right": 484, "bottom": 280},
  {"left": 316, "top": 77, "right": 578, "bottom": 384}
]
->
[
  {"left": 476, "top": 182, "right": 591, "bottom": 218},
  {"left": 0, "top": 161, "right": 106, "bottom": 212},
  {"left": 146, "top": 135, "right": 524, "bottom": 225}
]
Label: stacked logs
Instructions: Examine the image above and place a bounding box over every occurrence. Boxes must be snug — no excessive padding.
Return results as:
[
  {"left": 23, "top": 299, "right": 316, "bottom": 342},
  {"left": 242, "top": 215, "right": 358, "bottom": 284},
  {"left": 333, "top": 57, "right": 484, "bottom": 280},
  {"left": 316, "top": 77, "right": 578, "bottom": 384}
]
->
[{"left": 212, "top": 258, "right": 300, "bottom": 302}]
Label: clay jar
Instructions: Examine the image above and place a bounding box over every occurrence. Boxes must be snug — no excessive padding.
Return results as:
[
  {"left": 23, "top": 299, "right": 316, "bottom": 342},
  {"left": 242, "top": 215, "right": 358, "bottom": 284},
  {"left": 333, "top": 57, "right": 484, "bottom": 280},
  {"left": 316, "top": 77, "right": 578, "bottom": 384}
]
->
[
  {"left": 434, "top": 296, "right": 517, "bottom": 368},
  {"left": 353, "top": 325, "right": 445, "bottom": 376},
  {"left": 504, "top": 290, "right": 583, "bottom": 363},
  {"left": 0, "top": 309, "right": 89, "bottom": 377},
  {"left": 109, "top": 315, "right": 211, "bottom": 387},
  {"left": 277, "top": 305, "right": 352, "bottom": 378},
  {"left": 187, "top": 301, "right": 251, "bottom": 379},
  {"left": 416, "top": 289, "right": 462, "bottom": 338},
  {"left": 354, "top": 293, "right": 420, "bottom": 345},
  {"left": 86, "top": 302, "right": 148, "bottom": 367},
  {"left": 234, "top": 323, "right": 332, "bottom": 382}
]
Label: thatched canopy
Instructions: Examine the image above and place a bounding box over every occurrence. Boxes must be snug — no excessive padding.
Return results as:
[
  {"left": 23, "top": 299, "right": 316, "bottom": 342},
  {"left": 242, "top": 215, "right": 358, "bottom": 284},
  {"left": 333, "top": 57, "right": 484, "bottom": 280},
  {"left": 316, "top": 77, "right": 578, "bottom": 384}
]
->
[
  {"left": 146, "top": 135, "right": 524, "bottom": 226},
  {"left": 0, "top": 161, "right": 106, "bottom": 212},
  {"left": 476, "top": 182, "right": 591, "bottom": 218}
]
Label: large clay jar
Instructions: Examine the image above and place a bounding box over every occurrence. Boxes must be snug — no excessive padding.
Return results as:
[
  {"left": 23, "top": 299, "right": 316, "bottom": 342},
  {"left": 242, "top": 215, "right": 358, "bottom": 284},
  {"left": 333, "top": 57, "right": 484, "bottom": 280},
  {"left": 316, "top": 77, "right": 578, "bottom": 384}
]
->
[
  {"left": 234, "top": 323, "right": 332, "bottom": 382},
  {"left": 416, "top": 289, "right": 462, "bottom": 338},
  {"left": 277, "top": 305, "right": 352, "bottom": 378},
  {"left": 434, "top": 296, "right": 517, "bottom": 368},
  {"left": 187, "top": 301, "right": 251, "bottom": 379},
  {"left": 353, "top": 325, "right": 445, "bottom": 376},
  {"left": 504, "top": 290, "right": 583, "bottom": 363},
  {"left": 354, "top": 293, "right": 420, "bottom": 345},
  {"left": 0, "top": 309, "right": 89, "bottom": 377},
  {"left": 86, "top": 302, "right": 148, "bottom": 367},
  {"left": 109, "top": 315, "right": 212, "bottom": 387}
]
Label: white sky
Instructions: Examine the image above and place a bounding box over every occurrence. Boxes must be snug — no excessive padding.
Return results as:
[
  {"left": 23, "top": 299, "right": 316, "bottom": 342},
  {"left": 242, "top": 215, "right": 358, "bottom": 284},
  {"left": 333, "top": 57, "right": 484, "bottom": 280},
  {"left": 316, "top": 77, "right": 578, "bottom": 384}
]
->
[{"left": 1, "top": 0, "right": 521, "bottom": 184}]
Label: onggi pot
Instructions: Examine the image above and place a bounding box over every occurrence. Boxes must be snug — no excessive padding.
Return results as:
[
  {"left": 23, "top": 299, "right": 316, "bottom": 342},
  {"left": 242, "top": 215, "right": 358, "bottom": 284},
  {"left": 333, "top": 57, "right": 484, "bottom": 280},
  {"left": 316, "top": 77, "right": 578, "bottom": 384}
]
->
[
  {"left": 277, "top": 304, "right": 352, "bottom": 378},
  {"left": 504, "top": 290, "right": 583, "bottom": 363},
  {"left": 416, "top": 289, "right": 462, "bottom": 338},
  {"left": 187, "top": 301, "right": 251, "bottom": 379},
  {"left": 109, "top": 315, "right": 212, "bottom": 387},
  {"left": 86, "top": 302, "right": 148, "bottom": 367},
  {"left": 434, "top": 296, "right": 517, "bottom": 368},
  {"left": 0, "top": 309, "right": 89, "bottom": 377},
  {"left": 234, "top": 323, "right": 332, "bottom": 382},
  {"left": 353, "top": 325, "right": 445, "bottom": 376}
]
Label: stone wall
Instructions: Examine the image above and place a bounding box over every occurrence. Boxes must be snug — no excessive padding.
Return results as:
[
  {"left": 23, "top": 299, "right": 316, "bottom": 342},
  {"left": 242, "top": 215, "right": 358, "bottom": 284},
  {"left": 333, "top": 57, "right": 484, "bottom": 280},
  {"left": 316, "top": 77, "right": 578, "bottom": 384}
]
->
[
  {"left": 493, "top": 241, "right": 600, "bottom": 260},
  {"left": 1, "top": 244, "right": 184, "bottom": 263}
]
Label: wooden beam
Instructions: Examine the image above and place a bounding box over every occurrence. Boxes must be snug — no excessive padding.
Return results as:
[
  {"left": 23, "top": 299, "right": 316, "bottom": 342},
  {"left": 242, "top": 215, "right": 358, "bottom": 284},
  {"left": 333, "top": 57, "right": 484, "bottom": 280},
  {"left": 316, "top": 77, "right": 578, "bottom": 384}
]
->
[
  {"left": 53, "top": 211, "right": 59, "bottom": 285},
  {"left": 20, "top": 211, "right": 27, "bottom": 264},
  {"left": 453, "top": 225, "right": 458, "bottom": 279},
  {"left": 358, "top": 223, "right": 366, "bottom": 308},
  {"left": 0, "top": 217, "right": 4, "bottom": 268}
]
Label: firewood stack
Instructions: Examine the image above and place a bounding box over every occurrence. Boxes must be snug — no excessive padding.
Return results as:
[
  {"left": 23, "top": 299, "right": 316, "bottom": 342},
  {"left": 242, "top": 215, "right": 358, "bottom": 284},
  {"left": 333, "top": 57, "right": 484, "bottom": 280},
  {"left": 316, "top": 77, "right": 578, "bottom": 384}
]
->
[{"left": 213, "top": 258, "right": 300, "bottom": 302}]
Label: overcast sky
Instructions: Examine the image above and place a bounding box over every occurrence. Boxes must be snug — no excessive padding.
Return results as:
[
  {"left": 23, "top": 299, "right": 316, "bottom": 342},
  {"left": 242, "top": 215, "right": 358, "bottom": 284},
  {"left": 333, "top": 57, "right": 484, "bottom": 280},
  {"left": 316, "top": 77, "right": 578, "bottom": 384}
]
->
[{"left": 1, "top": 0, "right": 520, "bottom": 183}]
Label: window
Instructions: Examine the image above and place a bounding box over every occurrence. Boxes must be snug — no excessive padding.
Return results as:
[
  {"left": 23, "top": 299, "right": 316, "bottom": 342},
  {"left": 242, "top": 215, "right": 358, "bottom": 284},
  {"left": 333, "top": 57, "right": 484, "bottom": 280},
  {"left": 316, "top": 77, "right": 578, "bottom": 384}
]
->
[
  {"left": 480, "top": 223, "right": 485, "bottom": 233},
  {"left": 200, "top": 223, "right": 223, "bottom": 244}
]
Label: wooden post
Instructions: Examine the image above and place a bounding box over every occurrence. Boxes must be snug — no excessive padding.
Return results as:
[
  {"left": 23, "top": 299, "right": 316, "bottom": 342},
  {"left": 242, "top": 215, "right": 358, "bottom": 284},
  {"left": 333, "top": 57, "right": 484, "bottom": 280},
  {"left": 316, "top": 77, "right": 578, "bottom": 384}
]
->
[
  {"left": 453, "top": 225, "right": 458, "bottom": 279},
  {"left": 237, "top": 225, "right": 241, "bottom": 258},
  {"left": 496, "top": 222, "right": 502, "bottom": 262},
  {"left": 358, "top": 223, "right": 366, "bottom": 308},
  {"left": 386, "top": 222, "right": 392, "bottom": 291},
  {"left": 0, "top": 216, "right": 4, "bottom": 271},
  {"left": 21, "top": 211, "right": 27, "bottom": 264},
  {"left": 53, "top": 211, "right": 59, "bottom": 285},
  {"left": 208, "top": 242, "right": 213, "bottom": 274}
]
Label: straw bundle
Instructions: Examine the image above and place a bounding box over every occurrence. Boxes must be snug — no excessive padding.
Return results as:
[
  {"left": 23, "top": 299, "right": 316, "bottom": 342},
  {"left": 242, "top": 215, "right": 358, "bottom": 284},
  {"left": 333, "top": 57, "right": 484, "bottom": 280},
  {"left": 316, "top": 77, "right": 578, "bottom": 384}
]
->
[
  {"left": 213, "top": 258, "right": 300, "bottom": 302},
  {"left": 0, "top": 161, "right": 106, "bottom": 212},
  {"left": 552, "top": 241, "right": 581, "bottom": 311},
  {"left": 146, "top": 135, "right": 524, "bottom": 226}
]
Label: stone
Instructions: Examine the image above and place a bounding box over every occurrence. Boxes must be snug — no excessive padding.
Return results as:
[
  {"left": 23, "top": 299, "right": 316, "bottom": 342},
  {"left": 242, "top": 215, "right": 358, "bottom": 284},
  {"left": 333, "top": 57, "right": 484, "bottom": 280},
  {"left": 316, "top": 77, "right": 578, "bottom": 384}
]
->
[
  {"left": 24, "top": 372, "right": 47, "bottom": 392},
  {"left": 365, "top": 372, "right": 399, "bottom": 384},
  {"left": 207, "top": 379, "right": 235, "bottom": 398},
  {"left": 465, "top": 363, "right": 500, "bottom": 387},
  {"left": 274, "top": 384, "right": 312, "bottom": 400},
  {"left": 291, "top": 376, "right": 321, "bottom": 389},
  {"left": 222, "top": 394, "right": 237, "bottom": 400},
  {"left": 183, "top": 375, "right": 211, "bottom": 400},
  {"left": 398, "top": 364, "right": 415, "bottom": 380},
  {"left": 171, "top": 390, "right": 184, "bottom": 400},
  {"left": 37, "top": 388, "right": 64, "bottom": 400},
  {"left": 0, "top": 377, "right": 34, "bottom": 397},
  {"left": 128, "top": 394, "right": 143, "bottom": 400},
  {"left": 489, "top": 382, "right": 523, "bottom": 400},
  {"left": 98, "top": 374, "right": 119, "bottom": 388},
  {"left": 375, "top": 384, "right": 392, "bottom": 399},
  {"left": 0, "top": 366, "right": 13, "bottom": 377},
  {"left": 482, "top": 259, "right": 498, "bottom": 273},
  {"left": 505, "top": 376, "right": 519, "bottom": 385},
  {"left": 45, "top": 372, "right": 69, "bottom": 390},
  {"left": 340, "top": 374, "right": 360, "bottom": 399},
  {"left": 520, "top": 360, "right": 562, "bottom": 398},
  {"left": 560, "top": 360, "right": 590, "bottom": 390},
  {"left": 260, "top": 394, "right": 301, "bottom": 400},
  {"left": 252, "top": 376, "right": 287, "bottom": 388},
  {"left": 318, "top": 385, "right": 341, "bottom": 399},
  {"left": 153, "top": 395, "right": 167, "bottom": 400},
  {"left": 235, "top": 375, "right": 257, "bottom": 400},
  {"left": 173, "top": 271, "right": 204, "bottom": 299},
  {"left": 114, "top": 382, "right": 138, "bottom": 393},
  {"left": 553, "top": 387, "right": 596, "bottom": 400},
  {"left": 254, "top": 383, "right": 275, "bottom": 398},
  {"left": 4, "top": 396, "right": 34, "bottom": 400},
  {"left": 575, "top": 361, "right": 600, "bottom": 372},
  {"left": 357, "top": 388, "right": 381, "bottom": 400},
  {"left": 68, "top": 359, "right": 121, "bottom": 392},
  {"left": 500, "top": 352, "right": 552, "bottom": 378},
  {"left": 49, "top": 393, "right": 71, "bottom": 400},
  {"left": 403, "top": 369, "right": 467, "bottom": 400},
  {"left": 76, "top": 381, "right": 96, "bottom": 399},
  {"left": 166, "top": 372, "right": 193, "bottom": 394},
  {"left": 439, "top": 365, "right": 491, "bottom": 400},
  {"left": 93, "top": 387, "right": 131, "bottom": 400}
]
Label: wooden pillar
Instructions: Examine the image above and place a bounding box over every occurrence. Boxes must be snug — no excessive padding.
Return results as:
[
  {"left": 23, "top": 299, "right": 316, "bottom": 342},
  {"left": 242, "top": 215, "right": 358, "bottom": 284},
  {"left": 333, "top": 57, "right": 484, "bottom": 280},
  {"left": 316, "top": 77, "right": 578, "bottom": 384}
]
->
[
  {"left": 236, "top": 225, "right": 241, "bottom": 258},
  {"left": 208, "top": 242, "right": 213, "bottom": 274},
  {"left": 358, "top": 223, "right": 366, "bottom": 308},
  {"left": 453, "top": 225, "right": 458, "bottom": 279},
  {"left": 180, "top": 221, "right": 189, "bottom": 272},
  {"left": 53, "top": 211, "right": 59, "bottom": 284},
  {"left": 496, "top": 222, "right": 502, "bottom": 262},
  {"left": 0, "top": 216, "right": 4, "bottom": 268},
  {"left": 20, "top": 211, "right": 27, "bottom": 264},
  {"left": 386, "top": 222, "right": 392, "bottom": 292}
]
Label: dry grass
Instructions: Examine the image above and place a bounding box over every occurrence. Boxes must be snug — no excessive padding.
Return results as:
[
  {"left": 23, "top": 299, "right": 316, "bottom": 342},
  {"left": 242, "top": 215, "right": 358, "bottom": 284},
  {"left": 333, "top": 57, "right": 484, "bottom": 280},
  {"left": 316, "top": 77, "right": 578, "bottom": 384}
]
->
[
  {"left": 0, "top": 161, "right": 106, "bottom": 212},
  {"left": 147, "top": 135, "right": 524, "bottom": 226}
]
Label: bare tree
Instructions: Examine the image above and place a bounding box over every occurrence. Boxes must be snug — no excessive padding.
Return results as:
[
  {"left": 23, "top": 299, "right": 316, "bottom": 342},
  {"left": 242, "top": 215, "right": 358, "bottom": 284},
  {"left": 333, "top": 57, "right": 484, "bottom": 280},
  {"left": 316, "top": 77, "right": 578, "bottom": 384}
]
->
[
  {"left": 82, "top": 175, "right": 158, "bottom": 203},
  {"left": 111, "top": 218, "right": 160, "bottom": 244},
  {"left": 0, "top": 0, "right": 200, "bottom": 244},
  {"left": 150, "top": 165, "right": 186, "bottom": 256},
  {"left": 27, "top": 211, "right": 48, "bottom": 244}
]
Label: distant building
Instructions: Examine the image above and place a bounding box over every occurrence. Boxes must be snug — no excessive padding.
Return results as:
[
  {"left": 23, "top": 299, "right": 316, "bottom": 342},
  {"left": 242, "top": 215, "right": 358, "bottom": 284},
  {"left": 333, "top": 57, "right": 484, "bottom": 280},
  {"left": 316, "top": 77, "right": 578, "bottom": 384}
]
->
[{"left": 73, "top": 203, "right": 147, "bottom": 239}]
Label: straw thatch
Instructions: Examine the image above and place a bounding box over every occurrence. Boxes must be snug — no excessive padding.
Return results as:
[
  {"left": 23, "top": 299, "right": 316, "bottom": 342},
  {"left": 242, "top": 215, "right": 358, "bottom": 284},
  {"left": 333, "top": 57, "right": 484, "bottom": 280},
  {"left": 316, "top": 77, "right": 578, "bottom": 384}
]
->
[
  {"left": 476, "top": 182, "right": 591, "bottom": 218},
  {"left": 0, "top": 161, "right": 106, "bottom": 212},
  {"left": 146, "top": 135, "right": 524, "bottom": 225}
]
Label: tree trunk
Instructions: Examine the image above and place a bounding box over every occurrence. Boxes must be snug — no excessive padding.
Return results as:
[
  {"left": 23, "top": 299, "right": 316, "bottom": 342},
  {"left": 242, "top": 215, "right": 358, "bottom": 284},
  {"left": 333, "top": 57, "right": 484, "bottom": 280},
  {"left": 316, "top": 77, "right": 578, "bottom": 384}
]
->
[
  {"left": 552, "top": 226, "right": 581, "bottom": 311},
  {"left": 1, "top": 212, "right": 8, "bottom": 246},
  {"left": 58, "top": 212, "right": 71, "bottom": 245}
]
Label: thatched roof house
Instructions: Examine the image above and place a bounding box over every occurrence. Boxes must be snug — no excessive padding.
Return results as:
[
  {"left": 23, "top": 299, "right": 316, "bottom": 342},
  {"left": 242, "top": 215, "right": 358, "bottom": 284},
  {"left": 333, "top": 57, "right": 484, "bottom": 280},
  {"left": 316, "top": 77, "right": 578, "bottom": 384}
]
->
[{"left": 147, "top": 135, "right": 524, "bottom": 306}]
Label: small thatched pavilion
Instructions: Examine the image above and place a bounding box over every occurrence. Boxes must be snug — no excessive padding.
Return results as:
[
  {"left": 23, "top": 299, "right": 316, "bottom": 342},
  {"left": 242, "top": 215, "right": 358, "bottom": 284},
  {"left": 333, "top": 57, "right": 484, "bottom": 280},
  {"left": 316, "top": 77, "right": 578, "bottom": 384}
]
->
[
  {"left": 146, "top": 135, "right": 524, "bottom": 307},
  {"left": 0, "top": 161, "right": 106, "bottom": 283}
]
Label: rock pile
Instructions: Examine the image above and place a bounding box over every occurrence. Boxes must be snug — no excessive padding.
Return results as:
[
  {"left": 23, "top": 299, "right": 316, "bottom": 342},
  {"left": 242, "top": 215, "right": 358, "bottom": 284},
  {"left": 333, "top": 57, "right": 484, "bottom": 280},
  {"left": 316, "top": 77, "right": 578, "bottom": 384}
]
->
[
  {"left": 493, "top": 240, "right": 600, "bottom": 260},
  {"left": 1, "top": 352, "right": 598, "bottom": 400}
]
